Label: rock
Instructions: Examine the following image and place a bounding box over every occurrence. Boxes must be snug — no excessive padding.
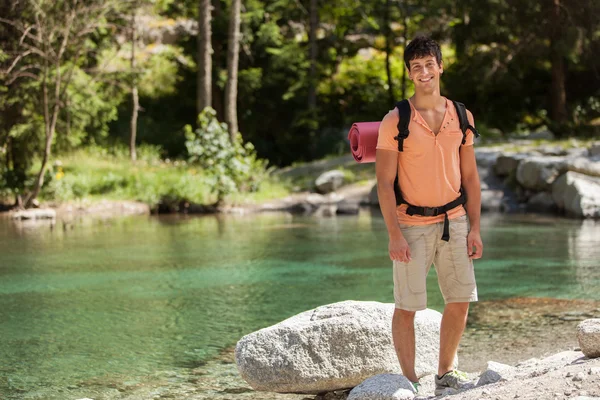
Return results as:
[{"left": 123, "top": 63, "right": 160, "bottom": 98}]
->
[
  {"left": 572, "top": 372, "right": 586, "bottom": 381},
  {"left": 476, "top": 361, "right": 516, "bottom": 386},
  {"left": 307, "top": 193, "right": 328, "bottom": 205},
  {"left": 538, "top": 145, "right": 568, "bottom": 156},
  {"left": 566, "top": 157, "right": 600, "bottom": 178},
  {"left": 589, "top": 367, "right": 600, "bottom": 375},
  {"left": 315, "top": 390, "right": 352, "bottom": 400},
  {"left": 525, "top": 130, "right": 555, "bottom": 140},
  {"left": 10, "top": 208, "right": 56, "bottom": 220},
  {"left": 494, "top": 154, "right": 527, "bottom": 177},
  {"left": 368, "top": 184, "right": 379, "bottom": 206},
  {"left": 315, "top": 170, "right": 346, "bottom": 194},
  {"left": 336, "top": 200, "right": 360, "bottom": 215},
  {"left": 552, "top": 172, "right": 600, "bottom": 218},
  {"left": 481, "top": 190, "right": 505, "bottom": 212},
  {"left": 314, "top": 204, "right": 338, "bottom": 217},
  {"left": 235, "top": 301, "right": 453, "bottom": 393},
  {"left": 476, "top": 149, "right": 502, "bottom": 168},
  {"left": 516, "top": 156, "right": 568, "bottom": 190},
  {"left": 347, "top": 374, "right": 415, "bottom": 400},
  {"left": 289, "top": 202, "right": 318, "bottom": 215},
  {"left": 589, "top": 142, "right": 600, "bottom": 157},
  {"left": 526, "top": 192, "right": 556, "bottom": 213},
  {"left": 577, "top": 319, "right": 600, "bottom": 358}
]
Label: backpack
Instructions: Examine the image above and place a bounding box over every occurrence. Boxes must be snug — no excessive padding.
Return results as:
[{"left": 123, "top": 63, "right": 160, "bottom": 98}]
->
[{"left": 391, "top": 99, "right": 480, "bottom": 241}]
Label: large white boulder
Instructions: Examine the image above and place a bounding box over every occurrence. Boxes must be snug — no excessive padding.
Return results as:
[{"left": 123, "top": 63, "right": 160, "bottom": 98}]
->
[
  {"left": 235, "top": 301, "right": 453, "bottom": 393},
  {"left": 494, "top": 154, "right": 527, "bottom": 177},
  {"left": 577, "top": 319, "right": 600, "bottom": 358},
  {"left": 566, "top": 157, "right": 600, "bottom": 178},
  {"left": 516, "top": 156, "right": 568, "bottom": 190},
  {"left": 347, "top": 374, "right": 415, "bottom": 400},
  {"left": 552, "top": 172, "right": 600, "bottom": 218}
]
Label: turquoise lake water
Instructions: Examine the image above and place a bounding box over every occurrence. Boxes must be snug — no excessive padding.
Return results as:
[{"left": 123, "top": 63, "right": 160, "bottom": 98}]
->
[{"left": 0, "top": 211, "right": 599, "bottom": 399}]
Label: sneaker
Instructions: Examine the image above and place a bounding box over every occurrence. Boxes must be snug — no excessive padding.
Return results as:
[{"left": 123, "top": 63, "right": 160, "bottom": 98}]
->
[
  {"left": 411, "top": 381, "right": 421, "bottom": 394},
  {"left": 434, "top": 369, "right": 474, "bottom": 396}
]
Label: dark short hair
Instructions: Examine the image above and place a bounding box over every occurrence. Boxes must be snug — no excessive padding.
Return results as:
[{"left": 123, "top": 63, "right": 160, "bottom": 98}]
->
[{"left": 404, "top": 36, "right": 442, "bottom": 69}]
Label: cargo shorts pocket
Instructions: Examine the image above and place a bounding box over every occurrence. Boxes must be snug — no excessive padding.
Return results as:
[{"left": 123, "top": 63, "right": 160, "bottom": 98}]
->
[
  {"left": 449, "top": 217, "right": 476, "bottom": 285},
  {"left": 402, "top": 234, "right": 427, "bottom": 294}
]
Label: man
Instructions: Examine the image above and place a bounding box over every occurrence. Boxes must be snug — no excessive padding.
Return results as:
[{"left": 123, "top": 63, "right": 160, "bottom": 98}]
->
[{"left": 375, "top": 36, "right": 483, "bottom": 395}]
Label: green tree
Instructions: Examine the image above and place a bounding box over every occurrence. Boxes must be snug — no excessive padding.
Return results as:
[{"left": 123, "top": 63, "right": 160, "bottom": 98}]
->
[{"left": 0, "top": 0, "right": 125, "bottom": 206}]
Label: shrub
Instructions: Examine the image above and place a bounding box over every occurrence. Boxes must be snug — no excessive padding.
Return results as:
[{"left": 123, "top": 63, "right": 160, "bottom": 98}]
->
[{"left": 184, "top": 108, "right": 272, "bottom": 204}]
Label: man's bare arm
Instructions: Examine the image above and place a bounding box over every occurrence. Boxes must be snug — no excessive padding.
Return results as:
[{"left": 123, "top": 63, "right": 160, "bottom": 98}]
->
[
  {"left": 459, "top": 144, "right": 483, "bottom": 259},
  {"left": 376, "top": 149, "right": 411, "bottom": 262}
]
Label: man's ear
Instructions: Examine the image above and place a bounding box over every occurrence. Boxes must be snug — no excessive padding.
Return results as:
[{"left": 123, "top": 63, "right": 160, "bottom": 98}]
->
[{"left": 439, "top": 61, "right": 444, "bottom": 74}]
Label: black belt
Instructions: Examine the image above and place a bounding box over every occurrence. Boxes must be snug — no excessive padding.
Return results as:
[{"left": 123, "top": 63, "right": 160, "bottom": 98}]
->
[{"left": 405, "top": 191, "right": 467, "bottom": 241}]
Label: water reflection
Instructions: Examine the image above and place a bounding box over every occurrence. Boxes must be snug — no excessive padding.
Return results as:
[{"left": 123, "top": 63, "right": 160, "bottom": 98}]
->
[{"left": 568, "top": 219, "right": 600, "bottom": 294}]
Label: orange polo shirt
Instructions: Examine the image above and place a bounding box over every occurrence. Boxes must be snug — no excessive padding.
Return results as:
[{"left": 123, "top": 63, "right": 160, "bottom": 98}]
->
[{"left": 376, "top": 97, "right": 475, "bottom": 225}]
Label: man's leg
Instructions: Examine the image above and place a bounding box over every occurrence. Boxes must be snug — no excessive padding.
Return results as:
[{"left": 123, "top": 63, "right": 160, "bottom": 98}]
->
[
  {"left": 392, "top": 308, "right": 419, "bottom": 383},
  {"left": 434, "top": 216, "right": 477, "bottom": 376},
  {"left": 438, "top": 302, "right": 469, "bottom": 376}
]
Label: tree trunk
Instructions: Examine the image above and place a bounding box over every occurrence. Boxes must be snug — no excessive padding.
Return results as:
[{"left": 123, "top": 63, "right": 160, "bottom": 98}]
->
[
  {"left": 225, "top": 0, "right": 241, "bottom": 142},
  {"left": 197, "top": 0, "right": 213, "bottom": 115},
  {"left": 549, "top": 0, "right": 567, "bottom": 125},
  {"left": 384, "top": 0, "right": 394, "bottom": 105},
  {"left": 308, "top": 0, "right": 318, "bottom": 111},
  {"left": 26, "top": 60, "right": 58, "bottom": 208},
  {"left": 400, "top": 12, "right": 409, "bottom": 99},
  {"left": 130, "top": 3, "right": 139, "bottom": 161}
]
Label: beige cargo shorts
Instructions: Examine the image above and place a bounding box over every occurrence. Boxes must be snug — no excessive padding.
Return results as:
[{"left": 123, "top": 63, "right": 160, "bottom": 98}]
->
[{"left": 393, "top": 215, "right": 478, "bottom": 311}]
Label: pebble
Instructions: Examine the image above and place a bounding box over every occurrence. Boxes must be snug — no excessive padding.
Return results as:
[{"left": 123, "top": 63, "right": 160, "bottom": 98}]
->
[
  {"left": 566, "top": 371, "right": 574, "bottom": 377},
  {"left": 589, "top": 367, "right": 600, "bottom": 375},
  {"left": 573, "top": 372, "right": 587, "bottom": 381}
]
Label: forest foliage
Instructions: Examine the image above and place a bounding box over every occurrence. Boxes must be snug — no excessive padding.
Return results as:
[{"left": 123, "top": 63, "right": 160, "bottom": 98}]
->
[{"left": 0, "top": 0, "right": 598, "bottom": 206}]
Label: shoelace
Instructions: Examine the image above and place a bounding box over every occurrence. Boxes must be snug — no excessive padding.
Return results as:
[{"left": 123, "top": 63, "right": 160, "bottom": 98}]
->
[
  {"left": 448, "top": 370, "right": 469, "bottom": 380},
  {"left": 411, "top": 381, "right": 421, "bottom": 393}
]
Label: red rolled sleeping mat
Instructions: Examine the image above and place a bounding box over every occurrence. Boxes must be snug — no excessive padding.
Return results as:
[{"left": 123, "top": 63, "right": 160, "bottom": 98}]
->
[{"left": 348, "top": 122, "right": 380, "bottom": 163}]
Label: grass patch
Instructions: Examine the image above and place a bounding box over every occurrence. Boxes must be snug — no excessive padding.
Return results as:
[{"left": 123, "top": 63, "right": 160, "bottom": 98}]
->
[{"left": 37, "top": 146, "right": 288, "bottom": 209}]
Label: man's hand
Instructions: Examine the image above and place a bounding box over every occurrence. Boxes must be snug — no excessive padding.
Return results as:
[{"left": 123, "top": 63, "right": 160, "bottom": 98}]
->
[
  {"left": 467, "top": 230, "right": 483, "bottom": 259},
  {"left": 389, "top": 236, "right": 411, "bottom": 263}
]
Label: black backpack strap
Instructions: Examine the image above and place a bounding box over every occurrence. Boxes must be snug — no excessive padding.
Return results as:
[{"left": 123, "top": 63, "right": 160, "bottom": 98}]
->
[
  {"left": 452, "top": 100, "right": 480, "bottom": 145},
  {"left": 394, "top": 100, "right": 411, "bottom": 152},
  {"left": 392, "top": 99, "right": 411, "bottom": 205}
]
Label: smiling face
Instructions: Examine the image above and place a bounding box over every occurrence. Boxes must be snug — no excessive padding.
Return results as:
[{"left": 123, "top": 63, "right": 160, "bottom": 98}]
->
[{"left": 408, "top": 55, "right": 443, "bottom": 94}]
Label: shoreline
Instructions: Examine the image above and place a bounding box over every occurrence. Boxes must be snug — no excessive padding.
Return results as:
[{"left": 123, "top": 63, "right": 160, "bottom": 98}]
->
[
  {"left": 58, "top": 296, "right": 597, "bottom": 400},
  {"left": 3, "top": 298, "right": 598, "bottom": 399}
]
